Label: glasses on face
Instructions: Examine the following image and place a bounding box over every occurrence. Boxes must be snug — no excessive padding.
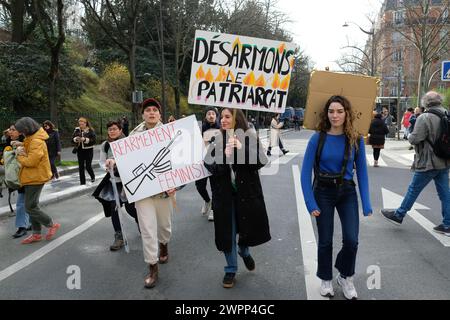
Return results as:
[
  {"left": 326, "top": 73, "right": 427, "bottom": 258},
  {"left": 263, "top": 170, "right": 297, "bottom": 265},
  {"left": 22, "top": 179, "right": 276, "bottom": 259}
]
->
[{"left": 108, "top": 127, "right": 120, "bottom": 132}]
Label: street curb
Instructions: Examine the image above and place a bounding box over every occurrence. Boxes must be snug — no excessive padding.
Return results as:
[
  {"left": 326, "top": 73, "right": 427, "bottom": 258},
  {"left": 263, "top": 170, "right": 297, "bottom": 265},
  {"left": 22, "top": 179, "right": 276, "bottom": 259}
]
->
[
  {"left": 57, "top": 162, "right": 100, "bottom": 177},
  {"left": 0, "top": 183, "right": 99, "bottom": 219}
]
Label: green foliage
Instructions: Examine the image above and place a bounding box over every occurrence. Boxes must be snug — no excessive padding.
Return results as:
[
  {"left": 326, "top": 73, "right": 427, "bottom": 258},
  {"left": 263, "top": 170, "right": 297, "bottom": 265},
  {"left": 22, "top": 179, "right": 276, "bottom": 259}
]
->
[
  {"left": 98, "top": 62, "right": 131, "bottom": 103},
  {"left": 437, "top": 88, "right": 450, "bottom": 108},
  {"left": 0, "top": 41, "right": 83, "bottom": 113},
  {"left": 287, "top": 49, "right": 312, "bottom": 108},
  {"left": 65, "top": 66, "right": 129, "bottom": 114}
]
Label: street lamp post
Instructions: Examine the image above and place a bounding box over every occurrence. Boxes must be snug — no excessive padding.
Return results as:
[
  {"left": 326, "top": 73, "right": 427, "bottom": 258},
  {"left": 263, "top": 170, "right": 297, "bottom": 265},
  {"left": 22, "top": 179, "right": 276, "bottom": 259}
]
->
[{"left": 342, "top": 21, "right": 375, "bottom": 77}]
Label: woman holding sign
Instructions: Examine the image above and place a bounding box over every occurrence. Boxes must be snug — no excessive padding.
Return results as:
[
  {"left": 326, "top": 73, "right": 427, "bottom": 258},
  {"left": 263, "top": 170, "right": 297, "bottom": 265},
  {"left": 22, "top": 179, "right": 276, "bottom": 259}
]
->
[
  {"left": 300, "top": 95, "right": 372, "bottom": 300},
  {"left": 204, "top": 107, "right": 271, "bottom": 288},
  {"left": 92, "top": 120, "right": 139, "bottom": 251},
  {"left": 129, "top": 98, "right": 176, "bottom": 289}
]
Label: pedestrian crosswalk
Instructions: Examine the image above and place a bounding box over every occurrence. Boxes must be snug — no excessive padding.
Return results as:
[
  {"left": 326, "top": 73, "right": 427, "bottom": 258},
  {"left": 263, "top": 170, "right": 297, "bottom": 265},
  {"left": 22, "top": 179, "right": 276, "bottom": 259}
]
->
[
  {"left": 366, "top": 156, "right": 388, "bottom": 167},
  {"left": 258, "top": 130, "right": 417, "bottom": 169}
]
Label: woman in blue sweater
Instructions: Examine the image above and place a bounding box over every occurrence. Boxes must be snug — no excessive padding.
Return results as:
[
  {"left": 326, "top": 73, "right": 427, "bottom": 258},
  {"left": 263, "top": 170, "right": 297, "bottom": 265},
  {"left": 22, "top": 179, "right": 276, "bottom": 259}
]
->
[{"left": 301, "top": 95, "right": 372, "bottom": 300}]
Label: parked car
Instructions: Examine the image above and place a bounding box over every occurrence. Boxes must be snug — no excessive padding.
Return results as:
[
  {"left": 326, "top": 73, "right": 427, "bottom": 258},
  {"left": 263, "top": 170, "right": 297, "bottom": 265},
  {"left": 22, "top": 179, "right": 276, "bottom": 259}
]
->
[
  {"left": 280, "top": 106, "right": 295, "bottom": 128},
  {"left": 294, "top": 108, "right": 304, "bottom": 126}
]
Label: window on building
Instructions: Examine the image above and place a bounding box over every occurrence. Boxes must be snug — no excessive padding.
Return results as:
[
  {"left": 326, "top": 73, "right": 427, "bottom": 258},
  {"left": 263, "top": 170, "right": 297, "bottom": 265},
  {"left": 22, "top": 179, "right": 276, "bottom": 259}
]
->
[
  {"left": 443, "top": 7, "right": 449, "bottom": 20},
  {"left": 392, "top": 31, "right": 403, "bottom": 44},
  {"left": 393, "top": 49, "right": 403, "bottom": 61},
  {"left": 390, "top": 85, "right": 398, "bottom": 97},
  {"left": 394, "top": 11, "right": 404, "bottom": 24},
  {"left": 441, "top": 29, "right": 449, "bottom": 42}
]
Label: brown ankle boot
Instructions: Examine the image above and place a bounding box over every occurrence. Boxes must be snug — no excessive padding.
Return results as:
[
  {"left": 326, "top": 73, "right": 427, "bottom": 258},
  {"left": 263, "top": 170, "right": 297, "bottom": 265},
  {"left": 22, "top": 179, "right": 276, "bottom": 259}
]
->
[
  {"left": 144, "top": 264, "right": 158, "bottom": 288},
  {"left": 159, "top": 242, "right": 169, "bottom": 264}
]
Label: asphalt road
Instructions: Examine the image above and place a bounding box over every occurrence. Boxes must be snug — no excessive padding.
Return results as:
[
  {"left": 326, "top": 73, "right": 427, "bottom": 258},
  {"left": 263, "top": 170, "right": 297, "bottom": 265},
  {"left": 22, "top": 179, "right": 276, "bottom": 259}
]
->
[{"left": 0, "top": 129, "right": 448, "bottom": 300}]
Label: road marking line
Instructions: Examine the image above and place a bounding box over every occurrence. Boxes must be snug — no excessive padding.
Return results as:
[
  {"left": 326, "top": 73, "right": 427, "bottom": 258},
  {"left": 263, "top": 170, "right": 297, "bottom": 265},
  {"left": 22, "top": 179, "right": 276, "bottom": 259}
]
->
[
  {"left": 292, "top": 165, "right": 328, "bottom": 300},
  {"left": 366, "top": 156, "right": 387, "bottom": 167},
  {"left": 381, "top": 188, "right": 450, "bottom": 247},
  {"left": 382, "top": 150, "right": 412, "bottom": 167},
  {"left": 0, "top": 213, "right": 104, "bottom": 283},
  {"left": 270, "top": 153, "right": 300, "bottom": 165},
  {"left": 400, "top": 153, "right": 415, "bottom": 162}
]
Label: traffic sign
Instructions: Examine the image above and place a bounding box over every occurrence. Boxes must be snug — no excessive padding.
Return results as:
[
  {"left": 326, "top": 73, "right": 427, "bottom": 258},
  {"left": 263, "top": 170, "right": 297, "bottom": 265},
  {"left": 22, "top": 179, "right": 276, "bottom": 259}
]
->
[{"left": 442, "top": 61, "right": 450, "bottom": 81}]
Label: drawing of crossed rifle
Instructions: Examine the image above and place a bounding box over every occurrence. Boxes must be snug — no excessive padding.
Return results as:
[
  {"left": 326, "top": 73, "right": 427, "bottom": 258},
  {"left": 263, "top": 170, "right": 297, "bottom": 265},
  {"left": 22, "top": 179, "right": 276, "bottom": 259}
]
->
[{"left": 125, "top": 130, "right": 182, "bottom": 195}]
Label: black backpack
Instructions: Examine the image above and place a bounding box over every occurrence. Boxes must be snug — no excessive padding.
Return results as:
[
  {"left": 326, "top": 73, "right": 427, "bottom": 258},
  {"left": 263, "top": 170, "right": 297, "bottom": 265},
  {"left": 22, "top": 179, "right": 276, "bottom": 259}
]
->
[{"left": 426, "top": 109, "right": 450, "bottom": 160}]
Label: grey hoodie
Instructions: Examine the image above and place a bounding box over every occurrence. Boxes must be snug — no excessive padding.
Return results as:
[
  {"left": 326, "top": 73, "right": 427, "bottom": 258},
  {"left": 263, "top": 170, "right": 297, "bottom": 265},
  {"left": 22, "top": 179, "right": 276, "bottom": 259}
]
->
[{"left": 409, "top": 105, "right": 449, "bottom": 172}]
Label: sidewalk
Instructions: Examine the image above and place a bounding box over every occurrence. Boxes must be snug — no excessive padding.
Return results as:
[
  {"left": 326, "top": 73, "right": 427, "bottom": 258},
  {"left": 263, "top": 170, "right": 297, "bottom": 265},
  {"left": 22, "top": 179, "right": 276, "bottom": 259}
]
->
[
  {"left": 383, "top": 137, "right": 414, "bottom": 151},
  {"left": 0, "top": 145, "right": 104, "bottom": 219}
]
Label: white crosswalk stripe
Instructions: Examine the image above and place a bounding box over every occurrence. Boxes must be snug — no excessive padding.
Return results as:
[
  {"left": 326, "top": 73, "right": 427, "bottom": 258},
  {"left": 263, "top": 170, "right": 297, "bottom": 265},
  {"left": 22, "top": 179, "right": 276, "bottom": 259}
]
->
[{"left": 366, "top": 156, "right": 387, "bottom": 167}]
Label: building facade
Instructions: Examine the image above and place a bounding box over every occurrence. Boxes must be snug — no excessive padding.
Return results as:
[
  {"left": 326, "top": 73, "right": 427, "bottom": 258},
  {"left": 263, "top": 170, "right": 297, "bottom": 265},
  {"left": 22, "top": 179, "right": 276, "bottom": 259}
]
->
[{"left": 373, "top": 0, "right": 449, "bottom": 100}]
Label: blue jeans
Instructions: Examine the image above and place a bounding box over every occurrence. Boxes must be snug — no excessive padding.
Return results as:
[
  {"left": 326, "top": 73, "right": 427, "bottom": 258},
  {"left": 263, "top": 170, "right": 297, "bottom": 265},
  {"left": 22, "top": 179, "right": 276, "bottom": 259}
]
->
[
  {"left": 224, "top": 197, "right": 250, "bottom": 273},
  {"left": 314, "top": 183, "right": 359, "bottom": 281},
  {"left": 395, "top": 169, "right": 450, "bottom": 227},
  {"left": 15, "top": 192, "right": 30, "bottom": 229}
]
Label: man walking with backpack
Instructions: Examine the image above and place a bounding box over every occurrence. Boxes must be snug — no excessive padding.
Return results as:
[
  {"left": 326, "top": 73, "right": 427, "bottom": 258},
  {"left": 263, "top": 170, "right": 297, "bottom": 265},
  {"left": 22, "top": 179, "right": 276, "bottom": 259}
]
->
[{"left": 381, "top": 91, "right": 450, "bottom": 236}]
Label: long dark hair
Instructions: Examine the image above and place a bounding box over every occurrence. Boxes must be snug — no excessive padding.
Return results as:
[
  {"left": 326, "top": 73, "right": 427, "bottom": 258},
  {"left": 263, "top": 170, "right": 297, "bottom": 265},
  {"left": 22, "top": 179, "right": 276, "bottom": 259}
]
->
[
  {"left": 220, "top": 107, "right": 249, "bottom": 132},
  {"left": 43, "top": 120, "right": 56, "bottom": 131},
  {"left": 316, "top": 95, "right": 359, "bottom": 149}
]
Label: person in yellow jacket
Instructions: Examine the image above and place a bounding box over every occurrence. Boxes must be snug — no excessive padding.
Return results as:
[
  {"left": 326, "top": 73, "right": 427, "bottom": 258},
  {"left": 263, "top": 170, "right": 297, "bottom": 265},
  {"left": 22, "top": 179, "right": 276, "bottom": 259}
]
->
[{"left": 14, "top": 117, "right": 61, "bottom": 244}]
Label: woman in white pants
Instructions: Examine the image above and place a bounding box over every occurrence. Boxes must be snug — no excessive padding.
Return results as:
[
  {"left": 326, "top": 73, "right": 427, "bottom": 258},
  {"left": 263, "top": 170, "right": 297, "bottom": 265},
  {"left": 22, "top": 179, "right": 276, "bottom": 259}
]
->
[{"left": 129, "top": 98, "right": 176, "bottom": 289}]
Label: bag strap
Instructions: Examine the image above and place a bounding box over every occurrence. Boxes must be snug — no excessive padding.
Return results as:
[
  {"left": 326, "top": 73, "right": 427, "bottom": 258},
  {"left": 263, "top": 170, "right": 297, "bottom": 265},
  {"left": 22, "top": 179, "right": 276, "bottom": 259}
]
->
[
  {"left": 314, "top": 131, "right": 327, "bottom": 177},
  {"left": 314, "top": 132, "right": 350, "bottom": 181},
  {"left": 341, "top": 136, "right": 350, "bottom": 178},
  {"left": 425, "top": 109, "right": 447, "bottom": 146}
]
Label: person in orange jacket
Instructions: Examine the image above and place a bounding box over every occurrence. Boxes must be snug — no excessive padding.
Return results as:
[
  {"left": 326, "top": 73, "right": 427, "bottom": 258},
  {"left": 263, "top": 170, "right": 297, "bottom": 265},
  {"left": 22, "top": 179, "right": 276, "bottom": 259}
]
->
[{"left": 14, "top": 117, "right": 61, "bottom": 244}]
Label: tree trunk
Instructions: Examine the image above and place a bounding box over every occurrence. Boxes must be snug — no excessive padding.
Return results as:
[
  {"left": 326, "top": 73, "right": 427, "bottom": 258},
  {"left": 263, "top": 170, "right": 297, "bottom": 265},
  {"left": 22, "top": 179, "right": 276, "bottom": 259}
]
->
[
  {"left": 11, "top": 0, "right": 25, "bottom": 43},
  {"left": 129, "top": 43, "right": 138, "bottom": 124},
  {"left": 49, "top": 49, "right": 59, "bottom": 124},
  {"left": 417, "top": 61, "right": 426, "bottom": 105}
]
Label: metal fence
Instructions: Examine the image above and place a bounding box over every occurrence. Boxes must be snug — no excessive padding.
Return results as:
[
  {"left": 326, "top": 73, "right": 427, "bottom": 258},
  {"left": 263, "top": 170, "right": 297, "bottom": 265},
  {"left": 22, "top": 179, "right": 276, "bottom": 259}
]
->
[{"left": 0, "top": 112, "right": 136, "bottom": 147}]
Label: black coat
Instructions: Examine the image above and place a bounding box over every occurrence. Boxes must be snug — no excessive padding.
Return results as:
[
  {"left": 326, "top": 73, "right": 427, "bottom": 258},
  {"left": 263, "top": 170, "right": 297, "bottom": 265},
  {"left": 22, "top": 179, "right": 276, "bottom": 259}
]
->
[
  {"left": 45, "top": 130, "right": 61, "bottom": 158},
  {"left": 92, "top": 172, "right": 137, "bottom": 218},
  {"left": 204, "top": 131, "right": 271, "bottom": 252},
  {"left": 368, "top": 117, "right": 389, "bottom": 146}
]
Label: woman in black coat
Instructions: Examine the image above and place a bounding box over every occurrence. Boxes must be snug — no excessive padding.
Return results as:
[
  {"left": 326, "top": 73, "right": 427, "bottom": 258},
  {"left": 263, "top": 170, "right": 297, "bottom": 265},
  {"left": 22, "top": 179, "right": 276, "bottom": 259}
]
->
[
  {"left": 204, "top": 107, "right": 271, "bottom": 288},
  {"left": 43, "top": 120, "right": 62, "bottom": 180},
  {"left": 368, "top": 112, "right": 389, "bottom": 167}
]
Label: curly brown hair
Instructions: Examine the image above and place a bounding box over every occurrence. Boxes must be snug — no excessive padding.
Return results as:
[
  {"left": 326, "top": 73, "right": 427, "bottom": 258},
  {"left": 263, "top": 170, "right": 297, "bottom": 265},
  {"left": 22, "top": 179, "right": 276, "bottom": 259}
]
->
[{"left": 316, "top": 95, "right": 359, "bottom": 151}]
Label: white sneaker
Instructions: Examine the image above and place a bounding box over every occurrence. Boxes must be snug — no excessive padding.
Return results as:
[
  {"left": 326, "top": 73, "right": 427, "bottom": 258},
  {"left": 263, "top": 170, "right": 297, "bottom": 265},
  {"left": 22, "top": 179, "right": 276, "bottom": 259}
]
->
[
  {"left": 336, "top": 275, "right": 358, "bottom": 300},
  {"left": 208, "top": 210, "right": 214, "bottom": 221},
  {"left": 320, "top": 280, "right": 334, "bottom": 297},
  {"left": 201, "top": 201, "right": 211, "bottom": 216}
]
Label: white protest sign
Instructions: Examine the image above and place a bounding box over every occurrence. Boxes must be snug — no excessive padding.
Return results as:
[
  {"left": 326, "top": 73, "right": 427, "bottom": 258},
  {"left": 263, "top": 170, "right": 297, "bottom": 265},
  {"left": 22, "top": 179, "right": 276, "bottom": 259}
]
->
[
  {"left": 188, "top": 30, "right": 296, "bottom": 113},
  {"left": 110, "top": 115, "right": 210, "bottom": 203}
]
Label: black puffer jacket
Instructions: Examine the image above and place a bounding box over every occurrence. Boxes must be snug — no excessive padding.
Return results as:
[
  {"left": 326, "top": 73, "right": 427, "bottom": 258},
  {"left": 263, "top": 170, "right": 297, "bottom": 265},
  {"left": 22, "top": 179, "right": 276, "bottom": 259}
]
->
[
  {"left": 369, "top": 116, "right": 389, "bottom": 146},
  {"left": 204, "top": 131, "right": 271, "bottom": 252}
]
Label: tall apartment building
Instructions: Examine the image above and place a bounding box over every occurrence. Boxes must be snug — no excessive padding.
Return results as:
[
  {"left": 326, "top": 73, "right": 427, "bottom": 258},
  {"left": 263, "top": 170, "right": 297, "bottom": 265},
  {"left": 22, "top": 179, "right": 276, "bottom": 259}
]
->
[{"left": 372, "top": 0, "right": 449, "bottom": 99}]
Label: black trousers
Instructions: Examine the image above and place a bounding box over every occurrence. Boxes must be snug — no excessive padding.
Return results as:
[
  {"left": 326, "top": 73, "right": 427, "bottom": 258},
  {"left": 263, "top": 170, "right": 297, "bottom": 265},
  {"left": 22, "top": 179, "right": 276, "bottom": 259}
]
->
[
  {"left": 195, "top": 177, "right": 211, "bottom": 203},
  {"left": 268, "top": 138, "right": 285, "bottom": 152},
  {"left": 100, "top": 200, "right": 139, "bottom": 233},
  {"left": 77, "top": 148, "right": 95, "bottom": 185},
  {"left": 49, "top": 155, "right": 59, "bottom": 178},
  {"left": 373, "top": 148, "right": 381, "bottom": 161}
]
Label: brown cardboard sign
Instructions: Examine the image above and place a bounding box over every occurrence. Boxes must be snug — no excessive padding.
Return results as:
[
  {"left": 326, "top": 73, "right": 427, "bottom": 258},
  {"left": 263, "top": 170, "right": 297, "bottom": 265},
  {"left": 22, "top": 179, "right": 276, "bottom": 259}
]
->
[{"left": 304, "top": 71, "right": 379, "bottom": 136}]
